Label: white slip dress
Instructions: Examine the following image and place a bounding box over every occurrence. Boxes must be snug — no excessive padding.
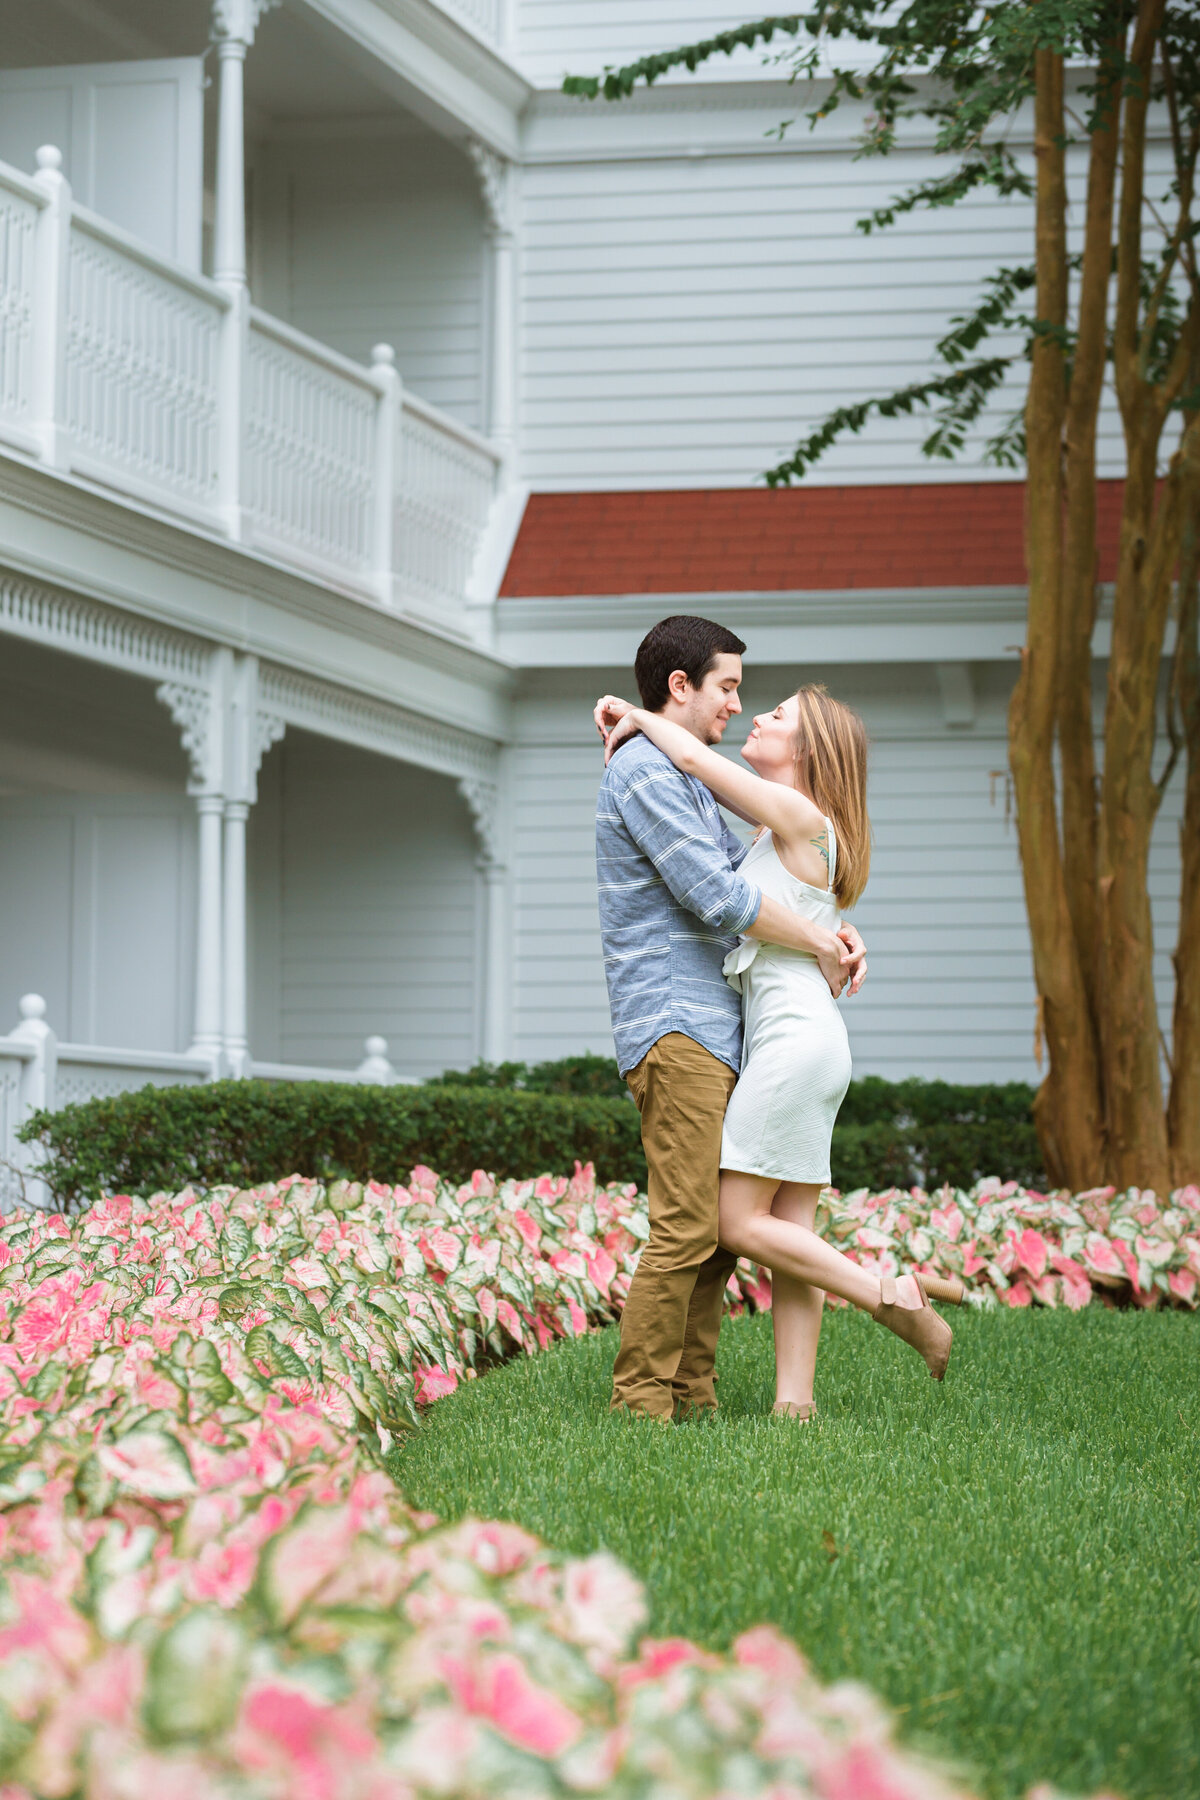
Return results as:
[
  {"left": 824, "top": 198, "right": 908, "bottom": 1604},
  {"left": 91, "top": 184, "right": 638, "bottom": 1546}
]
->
[{"left": 719, "top": 821, "right": 852, "bottom": 1184}]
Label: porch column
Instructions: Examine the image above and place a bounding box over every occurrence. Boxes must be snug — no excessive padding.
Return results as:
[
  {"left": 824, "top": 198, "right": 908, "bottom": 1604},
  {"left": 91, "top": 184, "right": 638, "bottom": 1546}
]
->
[
  {"left": 210, "top": 0, "right": 277, "bottom": 539},
  {"left": 469, "top": 143, "right": 517, "bottom": 473},
  {"left": 211, "top": 0, "right": 279, "bottom": 286},
  {"left": 222, "top": 800, "right": 250, "bottom": 1076},
  {"left": 222, "top": 653, "right": 286, "bottom": 1077},
  {"left": 192, "top": 794, "right": 226, "bottom": 1067},
  {"left": 459, "top": 769, "right": 512, "bottom": 1064}
]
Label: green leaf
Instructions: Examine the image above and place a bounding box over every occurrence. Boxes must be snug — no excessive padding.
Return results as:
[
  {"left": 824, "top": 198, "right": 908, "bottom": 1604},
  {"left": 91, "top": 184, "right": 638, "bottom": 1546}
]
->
[
  {"left": 220, "top": 1214, "right": 252, "bottom": 1266},
  {"left": 244, "top": 1324, "right": 274, "bottom": 1367},
  {"left": 0, "top": 1695, "right": 33, "bottom": 1777},
  {"left": 144, "top": 1609, "right": 246, "bottom": 1742},
  {"left": 29, "top": 1359, "right": 65, "bottom": 1401},
  {"left": 73, "top": 1452, "right": 116, "bottom": 1516}
]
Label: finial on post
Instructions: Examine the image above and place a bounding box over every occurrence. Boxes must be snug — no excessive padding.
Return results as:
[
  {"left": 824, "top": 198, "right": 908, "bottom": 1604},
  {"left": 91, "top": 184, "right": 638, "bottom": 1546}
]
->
[{"left": 357, "top": 1035, "right": 397, "bottom": 1084}]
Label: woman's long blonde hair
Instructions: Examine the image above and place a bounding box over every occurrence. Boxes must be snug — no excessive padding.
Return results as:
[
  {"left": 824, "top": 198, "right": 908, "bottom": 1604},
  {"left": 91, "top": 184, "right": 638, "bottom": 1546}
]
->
[{"left": 791, "top": 685, "right": 870, "bottom": 909}]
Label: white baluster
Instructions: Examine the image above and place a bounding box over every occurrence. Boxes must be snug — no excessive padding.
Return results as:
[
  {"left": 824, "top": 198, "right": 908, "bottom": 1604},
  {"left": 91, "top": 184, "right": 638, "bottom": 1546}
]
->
[
  {"left": 29, "top": 146, "right": 71, "bottom": 471},
  {"left": 7, "top": 995, "right": 58, "bottom": 1212},
  {"left": 371, "top": 343, "right": 400, "bottom": 606}
]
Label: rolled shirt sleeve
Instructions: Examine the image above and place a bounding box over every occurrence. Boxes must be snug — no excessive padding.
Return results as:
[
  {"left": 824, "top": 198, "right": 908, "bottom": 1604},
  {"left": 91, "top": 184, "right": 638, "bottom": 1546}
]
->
[{"left": 616, "top": 762, "right": 762, "bottom": 935}]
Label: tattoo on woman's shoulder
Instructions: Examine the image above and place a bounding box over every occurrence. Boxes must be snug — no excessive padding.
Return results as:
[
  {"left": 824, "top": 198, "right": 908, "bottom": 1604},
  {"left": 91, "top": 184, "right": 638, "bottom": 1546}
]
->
[{"left": 809, "top": 827, "right": 830, "bottom": 873}]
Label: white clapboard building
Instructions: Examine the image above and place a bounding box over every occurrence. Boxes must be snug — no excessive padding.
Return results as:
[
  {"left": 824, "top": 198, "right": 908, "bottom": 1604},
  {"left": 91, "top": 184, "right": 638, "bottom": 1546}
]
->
[{"left": 0, "top": 0, "right": 1184, "bottom": 1195}]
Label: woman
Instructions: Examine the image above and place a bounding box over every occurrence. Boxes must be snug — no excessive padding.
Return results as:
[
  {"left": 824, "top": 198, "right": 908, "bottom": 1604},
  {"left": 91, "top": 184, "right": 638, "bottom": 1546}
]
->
[{"left": 602, "top": 684, "right": 954, "bottom": 1415}]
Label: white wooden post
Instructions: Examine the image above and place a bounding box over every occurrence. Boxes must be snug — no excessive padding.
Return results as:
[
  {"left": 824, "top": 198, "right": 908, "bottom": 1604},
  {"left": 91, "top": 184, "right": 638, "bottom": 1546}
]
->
[
  {"left": 158, "top": 653, "right": 232, "bottom": 1075},
  {"left": 371, "top": 343, "right": 399, "bottom": 606},
  {"left": 192, "top": 793, "right": 226, "bottom": 1068},
  {"left": 221, "top": 649, "right": 257, "bottom": 1077},
  {"left": 469, "top": 142, "right": 517, "bottom": 475},
  {"left": 489, "top": 228, "right": 516, "bottom": 471},
  {"left": 9, "top": 995, "right": 57, "bottom": 1212},
  {"left": 29, "top": 146, "right": 71, "bottom": 471},
  {"left": 222, "top": 799, "right": 250, "bottom": 1076},
  {"left": 357, "top": 1036, "right": 398, "bottom": 1083},
  {"left": 459, "top": 770, "right": 512, "bottom": 1064},
  {"left": 480, "top": 859, "right": 512, "bottom": 1064},
  {"left": 210, "top": 0, "right": 277, "bottom": 541}
]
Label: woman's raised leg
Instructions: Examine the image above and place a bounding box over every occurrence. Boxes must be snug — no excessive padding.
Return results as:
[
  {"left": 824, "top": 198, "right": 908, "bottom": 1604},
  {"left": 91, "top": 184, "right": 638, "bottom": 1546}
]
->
[
  {"left": 718, "top": 1168, "right": 952, "bottom": 1381},
  {"left": 719, "top": 1169, "right": 881, "bottom": 1309},
  {"left": 768, "top": 1181, "right": 825, "bottom": 1411}
]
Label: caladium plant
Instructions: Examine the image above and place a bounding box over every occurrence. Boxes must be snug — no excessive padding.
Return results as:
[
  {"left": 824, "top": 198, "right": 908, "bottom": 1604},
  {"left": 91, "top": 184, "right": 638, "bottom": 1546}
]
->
[{"left": 0, "top": 1163, "right": 1168, "bottom": 1797}]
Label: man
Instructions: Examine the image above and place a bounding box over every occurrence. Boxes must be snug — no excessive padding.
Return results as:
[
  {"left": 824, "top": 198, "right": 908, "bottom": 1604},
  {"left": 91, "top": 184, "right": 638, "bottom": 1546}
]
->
[{"left": 594, "top": 615, "right": 866, "bottom": 1422}]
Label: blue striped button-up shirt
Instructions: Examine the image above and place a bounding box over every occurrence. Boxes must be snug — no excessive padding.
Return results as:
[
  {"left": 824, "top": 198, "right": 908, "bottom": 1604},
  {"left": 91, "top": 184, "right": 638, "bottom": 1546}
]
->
[{"left": 595, "top": 735, "right": 762, "bottom": 1077}]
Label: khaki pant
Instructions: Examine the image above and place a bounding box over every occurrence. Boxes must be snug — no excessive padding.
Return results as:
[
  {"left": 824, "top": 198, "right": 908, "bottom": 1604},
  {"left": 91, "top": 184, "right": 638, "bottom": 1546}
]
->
[{"left": 610, "top": 1032, "right": 738, "bottom": 1419}]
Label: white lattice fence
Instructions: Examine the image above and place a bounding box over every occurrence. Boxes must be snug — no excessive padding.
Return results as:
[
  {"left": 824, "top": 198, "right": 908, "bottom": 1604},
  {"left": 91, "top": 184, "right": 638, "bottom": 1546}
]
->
[
  {"left": 0, "top": 1046, "right": 32, "bottom": 1214},
  {"left": 395, "top": 397, "right": 499, "bottom": 618},
  {"left": 246, "top": 315, "right": 377, "bottom": 577},
  {"left": 54, "top": 1052, "right": 210, "bottom": 1113},
  {"left": 0, "top": 171, "right": 39, "bottom": 447},
  {"left": 66, "top": 212, "right": 222, "bottom": 514}
]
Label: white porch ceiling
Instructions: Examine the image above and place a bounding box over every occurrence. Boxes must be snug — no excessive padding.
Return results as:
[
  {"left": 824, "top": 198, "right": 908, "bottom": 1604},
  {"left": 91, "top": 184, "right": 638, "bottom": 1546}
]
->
[{"left": 0, "top": 0, "right": 526, "bottom": 150}]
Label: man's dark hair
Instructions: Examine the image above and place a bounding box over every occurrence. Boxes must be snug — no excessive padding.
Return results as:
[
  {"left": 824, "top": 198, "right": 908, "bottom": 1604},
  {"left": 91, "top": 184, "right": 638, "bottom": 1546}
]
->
[{"left": 634, "top": 615, "right": 747, "bottom": 713}]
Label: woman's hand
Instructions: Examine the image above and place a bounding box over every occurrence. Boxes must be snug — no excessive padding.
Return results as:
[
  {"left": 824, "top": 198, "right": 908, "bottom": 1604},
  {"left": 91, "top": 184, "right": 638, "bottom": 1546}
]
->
[
  {"left": 603, "top": 708, "right": 648, "bottom": 764},
  {"left": 813, "top": 931, "right": 851, "bottom": 999},
  {"left": 593, "top": 693, "right": 635, "bottom": 744},
  {"left": 838, "top": 922, "right": 868, "bottom": 996}
]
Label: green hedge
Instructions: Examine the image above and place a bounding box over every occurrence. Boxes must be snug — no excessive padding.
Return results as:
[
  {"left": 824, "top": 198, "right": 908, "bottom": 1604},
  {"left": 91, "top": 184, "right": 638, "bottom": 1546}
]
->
[
  {"left": 424, "top": 1055, "right": 629, "bottom": 1098},
  {"left": 21, "top": 1081, "right": 647, "bottom": 1212},
  {"left": 23, "top": 1063, "right": 1044, "bottom": 1211}
]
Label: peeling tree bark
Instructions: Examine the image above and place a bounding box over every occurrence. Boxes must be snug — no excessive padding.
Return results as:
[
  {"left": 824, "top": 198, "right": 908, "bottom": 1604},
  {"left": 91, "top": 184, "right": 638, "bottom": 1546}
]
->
[
  {"left": 1169, "top": 494, "right": 1200, "bottom": 1182},
  {"left": 1102, "top": 0, "right": 1190, "bottom": 1191},
  {"left": 1059, "top": 47, "right": 1121, "bottom": 1037},
  {"left": 1010, "top": 49, "right": 1108, "bottom": 1187}
]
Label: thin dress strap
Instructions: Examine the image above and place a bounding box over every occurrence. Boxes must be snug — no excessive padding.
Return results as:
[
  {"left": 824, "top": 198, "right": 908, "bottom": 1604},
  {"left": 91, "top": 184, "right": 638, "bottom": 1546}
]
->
[{"left": 823, "top": 816, "right": 837, "bottom": 894}]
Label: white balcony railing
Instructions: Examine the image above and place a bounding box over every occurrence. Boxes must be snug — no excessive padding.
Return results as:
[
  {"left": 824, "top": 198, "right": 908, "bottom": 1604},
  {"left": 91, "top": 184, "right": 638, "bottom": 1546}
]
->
[
  {"left": 1, "top": 997, "right": 417, "bottom": 1214},
  {"left": 0, "top": 149, "right": 502, "bottom": 631}
]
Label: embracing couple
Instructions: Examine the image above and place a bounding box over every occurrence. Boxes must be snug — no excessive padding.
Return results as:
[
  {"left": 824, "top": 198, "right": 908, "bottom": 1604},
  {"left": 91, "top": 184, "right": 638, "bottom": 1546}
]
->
[{"left": 594, "top": 614, "right": 957, "bottom": 1424}]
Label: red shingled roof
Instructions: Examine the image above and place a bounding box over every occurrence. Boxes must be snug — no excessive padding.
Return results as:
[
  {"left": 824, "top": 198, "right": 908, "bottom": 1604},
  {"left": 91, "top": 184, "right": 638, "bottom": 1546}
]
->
[{"left": 499, "top": 482, "right": 1127, "bottom": 596}]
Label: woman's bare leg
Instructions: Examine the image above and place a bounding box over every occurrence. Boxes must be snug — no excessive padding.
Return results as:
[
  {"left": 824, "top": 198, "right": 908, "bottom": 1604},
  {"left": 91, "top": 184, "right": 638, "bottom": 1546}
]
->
[
  {"left": 768, "top": 1182, "right": 824, "bottom": 1408},
  {"left": 718, "top": 1169, "right": 925, "bottom": 1314}
]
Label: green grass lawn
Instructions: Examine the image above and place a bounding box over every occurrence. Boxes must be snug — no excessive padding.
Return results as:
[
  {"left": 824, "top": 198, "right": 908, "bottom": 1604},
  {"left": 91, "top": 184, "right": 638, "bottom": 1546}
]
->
[{"left": 392, "top": 1305, "right": 1200, "bottom": 1800}]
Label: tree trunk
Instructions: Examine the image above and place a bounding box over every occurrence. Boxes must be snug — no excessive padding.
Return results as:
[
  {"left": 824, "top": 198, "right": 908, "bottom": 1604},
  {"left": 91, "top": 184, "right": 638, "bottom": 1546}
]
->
[
  {"left": 1100, "top": 448, "right": 1179, "bottom": 1192},
  {"left": 1010, "top": 49, "right": 1108, "bottom": 1187},
  {"left": 1101, "top": 0, "right": 1176, "bottom": 1192},
  {"left": 1169, "top": 490, "right": 1200, "bottom": 1183},
  {"left": 1059, "top": 48, "right": 1122, "bottom": 1036}
]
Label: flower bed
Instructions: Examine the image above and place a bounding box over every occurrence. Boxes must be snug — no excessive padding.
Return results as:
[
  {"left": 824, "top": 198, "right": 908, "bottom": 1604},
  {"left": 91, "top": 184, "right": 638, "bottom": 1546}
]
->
[
  {"left": 820, "top": 1177, "right": 1200, "bottom": 1312},
  {"left": 0, "top": 1165, "right": 1182, "bottom": 1797}
]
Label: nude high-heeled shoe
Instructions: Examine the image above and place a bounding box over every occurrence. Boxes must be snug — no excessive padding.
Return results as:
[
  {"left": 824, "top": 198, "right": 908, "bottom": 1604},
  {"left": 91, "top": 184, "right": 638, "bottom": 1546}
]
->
[
  {"left": 873, "top": 1274, "right": 953, "bottom": 1380},
  {"left": 919, "top": 1272, "right": 965, "bottom": 1306}
]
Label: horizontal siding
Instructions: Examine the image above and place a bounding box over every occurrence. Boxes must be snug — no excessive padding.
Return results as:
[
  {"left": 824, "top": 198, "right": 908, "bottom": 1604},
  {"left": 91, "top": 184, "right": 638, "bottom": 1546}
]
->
[
  {"left": 518, "top": 127, "right": 1174, "bottom": 489},
  {"left": 516, "top": 3, "right": 777, "bottom": 85},
  {"left": 509, "top": 686, "right": 1187, "bottom": 1084},
  {"left": 253, "top": 135, "right": 485, "bottom": 430},
  {"left": 252, "top": 736, "right": 480, "bottom": 1075}
]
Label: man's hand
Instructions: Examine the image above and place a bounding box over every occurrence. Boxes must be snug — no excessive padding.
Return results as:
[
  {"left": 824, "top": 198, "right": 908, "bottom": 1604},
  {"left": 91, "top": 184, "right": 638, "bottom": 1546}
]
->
[
  {"left": 593, "top": 693, "right": 634, "bottom": 744},
  {"left": 838, "top": 922, "right": 868, "bottom": 996}
]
